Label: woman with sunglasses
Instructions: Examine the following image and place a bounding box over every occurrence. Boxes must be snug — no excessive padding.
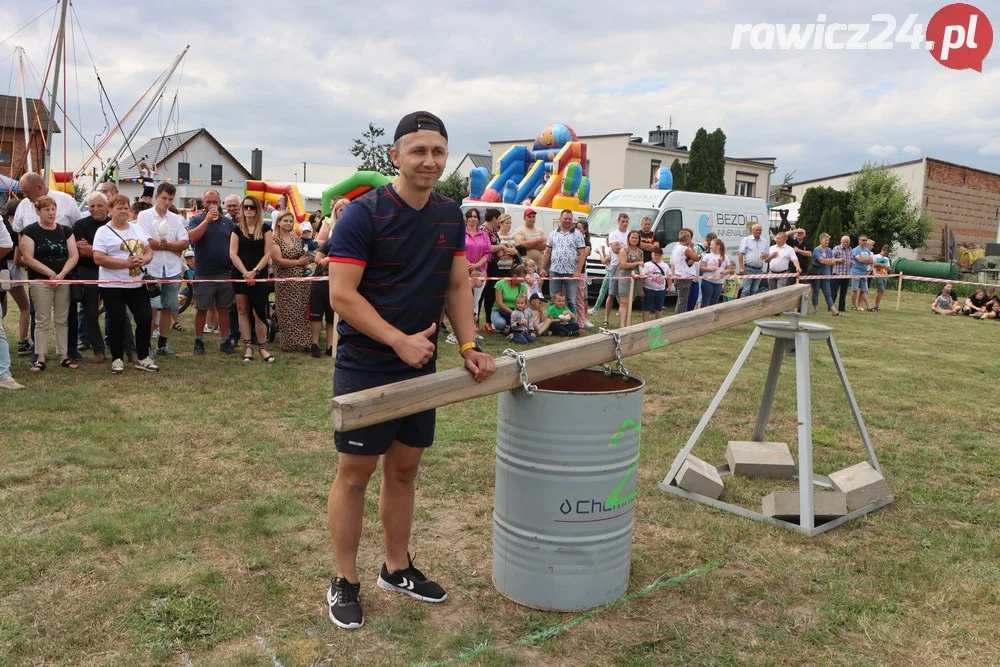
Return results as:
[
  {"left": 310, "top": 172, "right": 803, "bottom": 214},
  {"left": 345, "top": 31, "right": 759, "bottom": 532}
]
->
[{"left": 229, "top": 196, "right": 275, "bottom": 362}]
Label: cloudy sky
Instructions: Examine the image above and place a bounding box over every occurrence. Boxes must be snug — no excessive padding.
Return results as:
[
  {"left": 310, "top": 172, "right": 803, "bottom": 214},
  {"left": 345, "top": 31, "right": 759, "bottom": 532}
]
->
[{"left": 1, "top": 0, "right": 997, "bottom": 187}]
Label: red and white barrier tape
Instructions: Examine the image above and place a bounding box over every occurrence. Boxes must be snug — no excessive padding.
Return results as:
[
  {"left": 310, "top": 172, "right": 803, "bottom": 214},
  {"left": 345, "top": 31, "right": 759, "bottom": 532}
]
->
[{"left": 3, "top": 272, "right": 995, "bottom": 289}]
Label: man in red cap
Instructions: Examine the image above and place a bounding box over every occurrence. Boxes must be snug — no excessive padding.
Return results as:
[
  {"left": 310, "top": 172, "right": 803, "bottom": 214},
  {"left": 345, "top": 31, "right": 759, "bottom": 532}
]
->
[
  {"left": 325, "top": 111, "right": 496, "bottom": 630},
  {"left": 514, "top": 207, "right": 546, "bottom": 267}
]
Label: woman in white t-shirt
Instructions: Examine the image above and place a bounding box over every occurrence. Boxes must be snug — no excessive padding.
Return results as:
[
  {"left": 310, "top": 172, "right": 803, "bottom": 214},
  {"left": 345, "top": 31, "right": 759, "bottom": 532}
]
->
[
  {"left": 699, "top": 238, "right": 729, "bottom": 307},
  {"left": 670, "top": 229, "right": 701, "bottom": 314},
  {"left": 640, "top": 247, "right": 671, "bottom": 321},
  {"left": 92, "top": 194, "right": 158, "bottom": 374}
]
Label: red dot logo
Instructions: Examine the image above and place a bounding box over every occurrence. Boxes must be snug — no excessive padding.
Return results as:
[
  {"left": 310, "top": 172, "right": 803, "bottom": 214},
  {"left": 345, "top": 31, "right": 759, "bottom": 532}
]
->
[{"left": 927, "top": 3, "right": 993, "bottom": 72}]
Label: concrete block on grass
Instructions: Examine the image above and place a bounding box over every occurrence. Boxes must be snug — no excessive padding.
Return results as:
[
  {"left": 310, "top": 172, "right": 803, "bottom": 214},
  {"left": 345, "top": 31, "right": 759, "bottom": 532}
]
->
[
  {"left": 762, "top": 491, "right": 847, "bottom": 520},
  {"left": 829, "top": 462, "right": 890, "bottom": 511},
  {"left": 676, "top": 455, "right": 724, "bottom": 499},
  {"left": 726, "top": 441, "right": 796, "bottom": 479}
]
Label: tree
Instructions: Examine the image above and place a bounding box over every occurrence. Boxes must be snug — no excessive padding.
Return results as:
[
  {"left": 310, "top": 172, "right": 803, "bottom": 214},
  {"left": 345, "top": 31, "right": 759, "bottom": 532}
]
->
[
  {"left": 350, "top": 122, "right": 398, "bottom": 176},
  {"left": 669, "top": 158, "right": 687, "bottom": 191},
  {"left": 73, "top": 183, "right": 89, "bottom": 206},
  {"left": 684, "top": 128, "right": 712, "bottom": 192},
  {"left": 847, "top": 162, "right": 932, "bottom": 250},
  {"left": 433, "top": 171, "right": 469, "bottom": 202},
  {"left": 684, "top": 127, "right": 727, "bottom": 194},
  {"left": 707, "top": 128, "right": 727, "bottom": 194},
  {"left": 797, "top": 186, "right": 852, "bottom": 242},
  {"left": 816, "top": 205, "right": 844, "bottom": 245}
]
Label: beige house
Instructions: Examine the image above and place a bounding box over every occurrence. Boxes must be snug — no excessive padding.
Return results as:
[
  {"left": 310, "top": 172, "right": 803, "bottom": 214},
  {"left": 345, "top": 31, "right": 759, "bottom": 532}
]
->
[
  {"left": 789, "top": 157, "right": 1000, "bottom": 260},
  {"left": 488, "top": 127, "right": 776, "bottom": 205}
]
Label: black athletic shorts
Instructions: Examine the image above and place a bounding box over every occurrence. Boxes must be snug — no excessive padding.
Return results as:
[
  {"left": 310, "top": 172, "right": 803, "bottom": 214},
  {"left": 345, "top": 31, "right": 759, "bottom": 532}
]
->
[
  {"left": 309, "top": 281, "right": 335, "bottom": 322},
  {"left": 333, "top": 367, "right": 435, "bottom": 455}
]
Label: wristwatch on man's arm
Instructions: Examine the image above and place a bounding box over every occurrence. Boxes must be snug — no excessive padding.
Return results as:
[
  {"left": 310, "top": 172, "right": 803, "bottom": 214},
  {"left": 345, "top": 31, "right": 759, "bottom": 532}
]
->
[{"left": 459, "top": 341, "right": 484, "bottom": 356}]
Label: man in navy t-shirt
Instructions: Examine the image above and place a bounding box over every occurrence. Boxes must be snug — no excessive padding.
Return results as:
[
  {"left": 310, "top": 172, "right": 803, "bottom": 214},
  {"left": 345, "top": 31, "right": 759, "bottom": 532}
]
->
[
  {"left": 325, "top": 111, "right": 496, "bottom": 630},
  {"left": 186, "top": 189, "right": 236, "bottom": 355}
]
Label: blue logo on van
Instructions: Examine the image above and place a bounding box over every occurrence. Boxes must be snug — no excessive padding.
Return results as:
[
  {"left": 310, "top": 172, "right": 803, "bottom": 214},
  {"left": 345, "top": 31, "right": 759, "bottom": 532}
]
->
[{"left": 698, "top": 213, "right": 714, "bottom": 237}]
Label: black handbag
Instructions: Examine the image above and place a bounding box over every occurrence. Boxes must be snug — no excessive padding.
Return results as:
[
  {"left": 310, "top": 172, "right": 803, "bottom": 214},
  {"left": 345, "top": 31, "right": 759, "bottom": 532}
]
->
[{"left": 143, "top": 271, "right": 161, "bottom": 298}]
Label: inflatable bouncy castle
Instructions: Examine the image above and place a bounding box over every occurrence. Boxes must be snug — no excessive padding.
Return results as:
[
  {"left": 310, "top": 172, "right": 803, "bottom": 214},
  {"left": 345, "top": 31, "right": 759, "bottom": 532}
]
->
[
  {"left": 48, "top": 171, "right": 75, "bottom": 197},
  {"left": 244, "top": 181, "right": 308, "bottom": 222},
  {"left": 320, "top": 171, "right": 393, "bottom": 215},
  {"left": 468, "top": 123, "right": 591, "bottom": 214}
]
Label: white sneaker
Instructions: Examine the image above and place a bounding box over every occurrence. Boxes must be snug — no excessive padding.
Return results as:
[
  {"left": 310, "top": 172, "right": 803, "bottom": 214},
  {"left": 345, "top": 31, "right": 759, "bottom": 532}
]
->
[
  {"left": 0, "top": 376, "right": 24, "bottom": 390},
  {"left": 111, "top": 359, "right": 125, "bottom": 374},
  {"left": 135, "top": 357, "right": 159, "bottom": 372},
  {"left": 445, "top": 333, "right": 458, "bottom": 345},
  {"left": 584, "top": 320, "right": 595, "bottom": 329},
  {"left": 587, "top": 307, "right": 596, "bottom": 315}
]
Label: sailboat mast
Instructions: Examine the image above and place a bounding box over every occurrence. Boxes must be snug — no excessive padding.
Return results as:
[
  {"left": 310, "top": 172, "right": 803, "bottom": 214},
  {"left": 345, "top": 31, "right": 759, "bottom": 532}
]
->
[
  {"left": 15, "top": 47, "right": 33, "bottom": 172},
  {"left": 42, "top": 0, "right": 70, "bottom": 175}
]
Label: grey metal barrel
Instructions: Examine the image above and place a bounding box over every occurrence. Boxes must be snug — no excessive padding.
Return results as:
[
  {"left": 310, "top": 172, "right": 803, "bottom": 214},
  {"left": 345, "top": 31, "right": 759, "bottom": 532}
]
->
[{"left": 493, "top": 369, "right": 645, "bottom": 611}]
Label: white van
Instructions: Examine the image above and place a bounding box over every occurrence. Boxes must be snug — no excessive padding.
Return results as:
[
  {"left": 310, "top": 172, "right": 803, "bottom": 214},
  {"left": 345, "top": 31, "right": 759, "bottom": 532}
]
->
[
  {"left": 460, "top": 201, "right": 585, "bottom": 236},
  {"left": 585, "top": 189, "right": 769, "bottom": 293}
]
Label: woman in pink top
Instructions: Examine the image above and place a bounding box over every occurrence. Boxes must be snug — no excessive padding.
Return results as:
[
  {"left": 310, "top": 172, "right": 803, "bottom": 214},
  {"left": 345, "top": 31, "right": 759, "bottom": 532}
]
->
[{"left": 464, "top": 208, "right": 492, "bottom": 327}]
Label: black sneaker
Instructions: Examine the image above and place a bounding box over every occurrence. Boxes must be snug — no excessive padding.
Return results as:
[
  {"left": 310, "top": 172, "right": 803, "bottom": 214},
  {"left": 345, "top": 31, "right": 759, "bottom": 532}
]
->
[
  {"left": 219, "top": 339, "right": 235, "bottom": 355},
  {"left": 327, "top": 577, "right": 364, "bottom": 629},
  {"left": 17, "top": 340, "right": 33, "bottom": 355},
  {"left": 194, "top": 339, "right": 206, "bottom": 355},
  {"left": 377, "top": 555, "right": 447, "bottom": 603},
  {"left": 310, "top": 343, "right": 321, "bottom": 358}
]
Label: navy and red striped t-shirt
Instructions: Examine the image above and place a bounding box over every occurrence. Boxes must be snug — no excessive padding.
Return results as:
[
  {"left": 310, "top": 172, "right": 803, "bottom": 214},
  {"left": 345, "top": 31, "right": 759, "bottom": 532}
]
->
[{"left": 328, "top": 185, "right": 466, "bottom": 373}]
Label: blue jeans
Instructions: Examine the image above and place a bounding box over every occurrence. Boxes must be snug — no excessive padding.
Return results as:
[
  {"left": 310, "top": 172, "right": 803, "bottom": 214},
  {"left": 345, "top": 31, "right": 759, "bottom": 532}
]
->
[
  {"left": 490, "top": 309, "right": 511, "bottom": 331},
  {"left": 77, "top": 304, "right": 88, "bottom": 344},
  {"left": 701, "top": 281, "right": 723, "bottom": 307},
  {"left": 686, "top": 280, "right": 701, "bottom": 311},
  {"left": 510, "top": 331, "right": 534, "bottom": 344},
  {"left": 548, "top": 273, "right": 578, "bottom": 314},
  {"left": 740, "top": 265, "right": 765, "bottom": 298},
  {"left": 0, "top": 315, "right": 11, "bottom": 380},
  {"left": 549, "top": 320, "right": 580, "bottom": 336},
  {"left": 811, "top": 278, "right": 834, "bottom": 308}
]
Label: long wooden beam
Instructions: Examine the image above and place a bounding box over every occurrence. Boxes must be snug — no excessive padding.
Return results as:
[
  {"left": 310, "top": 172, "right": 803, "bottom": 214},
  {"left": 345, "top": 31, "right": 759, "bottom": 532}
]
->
[{"left": 331, "top": 284, "right": 810, "bottom": 431}]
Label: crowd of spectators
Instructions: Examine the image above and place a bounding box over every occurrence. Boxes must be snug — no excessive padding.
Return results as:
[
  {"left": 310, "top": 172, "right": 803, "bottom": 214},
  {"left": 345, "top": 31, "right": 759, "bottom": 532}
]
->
[
  {"left": 3, "top": 171, "right": 998, "bottom": 390},
  {"left": 0, "top": 172, "right": 347, "bottom": 388}
]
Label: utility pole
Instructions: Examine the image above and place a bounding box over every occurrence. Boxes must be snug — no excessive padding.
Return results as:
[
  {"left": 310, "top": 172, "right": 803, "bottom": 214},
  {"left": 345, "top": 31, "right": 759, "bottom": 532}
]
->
[
  {"left": 302, "top": 161, "right": 307, "bottom": 182},
  {"left": 43, "top": 0, "right": 70, "bottom": 175}
]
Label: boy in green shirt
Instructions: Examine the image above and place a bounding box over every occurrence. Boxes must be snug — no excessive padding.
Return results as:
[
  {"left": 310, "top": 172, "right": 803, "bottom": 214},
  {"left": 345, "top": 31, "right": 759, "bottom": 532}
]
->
[{"left": 546, "top": 292, "right": 580, "bottom": 336}]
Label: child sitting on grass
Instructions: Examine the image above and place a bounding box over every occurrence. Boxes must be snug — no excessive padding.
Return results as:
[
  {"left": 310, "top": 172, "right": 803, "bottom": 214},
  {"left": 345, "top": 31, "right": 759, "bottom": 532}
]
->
[
  {"left": 931, "top": 284, "right": 961, "bottom": 315},
  {"left": 722, "top": 262, "right": 741, "bottom": 302},
  {"left": 529, "top": 294, "right": 551, "bottom": 336},
  {"left": 507, "top": 294, "right": 536, "bottom": 344},
  {"left": 546, "top": 291, "right": 580, "bottom": 336}
]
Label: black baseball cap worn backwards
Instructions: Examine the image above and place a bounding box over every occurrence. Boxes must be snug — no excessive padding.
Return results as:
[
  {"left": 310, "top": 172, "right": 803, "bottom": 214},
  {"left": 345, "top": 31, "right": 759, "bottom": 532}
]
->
[{"left": 394, "top": 111, "right": 448, "bottom": 142}]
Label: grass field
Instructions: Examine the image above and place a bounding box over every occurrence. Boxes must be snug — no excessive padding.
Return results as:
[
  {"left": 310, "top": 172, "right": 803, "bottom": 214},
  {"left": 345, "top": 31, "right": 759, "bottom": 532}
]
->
[{"left": 2, "top": 291, "right": 998, "bottom": 666}]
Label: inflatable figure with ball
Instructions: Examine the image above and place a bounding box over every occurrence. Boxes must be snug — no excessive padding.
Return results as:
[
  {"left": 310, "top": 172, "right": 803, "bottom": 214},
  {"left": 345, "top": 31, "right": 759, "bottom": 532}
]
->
[{"left": 468, "top": 123, "right": 590, "bottom": 213}]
